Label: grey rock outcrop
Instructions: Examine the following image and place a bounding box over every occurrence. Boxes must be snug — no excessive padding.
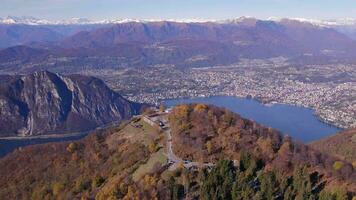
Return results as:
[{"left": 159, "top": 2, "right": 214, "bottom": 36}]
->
[{"left": 0, "top": 71, "right": 142, "bottom": 137}]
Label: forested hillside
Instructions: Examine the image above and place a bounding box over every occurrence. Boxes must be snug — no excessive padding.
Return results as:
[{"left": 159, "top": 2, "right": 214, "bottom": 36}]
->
[
  {"left": 0, "top": 104, "right": 355, "bottom": 199},
  {"left": 310, "top": 129, "right": 356, "bottom": 165}
]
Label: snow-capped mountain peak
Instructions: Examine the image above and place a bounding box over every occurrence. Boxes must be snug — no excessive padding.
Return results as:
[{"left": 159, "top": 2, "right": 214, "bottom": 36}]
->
[
  {"left": 267, "top": 17, "right": 356, "bottom": 27},
  {"left": 0, "top": 16, "right": 53, "bottom": 25},
  {"left": 1, "top": 16, "right": 356, "bottom": 27}
]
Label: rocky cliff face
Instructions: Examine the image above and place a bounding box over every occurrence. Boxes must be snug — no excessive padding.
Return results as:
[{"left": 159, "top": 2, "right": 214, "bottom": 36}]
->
[{"left": 0, "top": 71, "right": 142, "bottom": 137}]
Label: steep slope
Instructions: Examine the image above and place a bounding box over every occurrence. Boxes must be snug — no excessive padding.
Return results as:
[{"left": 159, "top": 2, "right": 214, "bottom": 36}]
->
[
  {"left": 0, "top": 24, "right": 109, "bottom": 49},
  {"left": 280, "top": 19, "right": 355, "bottom": 51},
  {"left": 0, "top": 24, "right": 63, "bottom": 48},
  {"left": 0, "top": 71, "right": 142, "bottom": 137},
  {"left": 0, "top": 105, "right": 354, "bottom": 200},
  {"left": 335, "top": 25, "right": 356, "bottom": 41},
  {"left": 310, "top": 129, "right": 356, "bottom": 164},
  {"left": 0, "top": 115, "right": 166, "bottom": 200},
  {"left": 0, "top": 45, "right": 48, "bottom": 63}
]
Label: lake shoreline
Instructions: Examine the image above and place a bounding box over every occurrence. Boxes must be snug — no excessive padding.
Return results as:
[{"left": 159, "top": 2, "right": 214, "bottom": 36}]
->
[
  {"left": 162, "top": 94, "right": 345, "bottom": 129},
  {"left": 0, "top": 131, "right": 89, "bottom": 141},
  {"left": 164, "top": 96, "right": 342, "bottom": 143},
  {"left": 0, "top": 120, "right": 123, "bottom": 140},
  {"left": 0, "top": 120, "right": 123, "bottom": 157}
]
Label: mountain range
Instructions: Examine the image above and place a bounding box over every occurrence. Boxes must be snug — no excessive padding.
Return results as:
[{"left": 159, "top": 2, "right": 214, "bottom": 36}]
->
[
  {"left": 1, "top": 16, "right": 356, "bottom": 41},
  {"left": 0, "top": 71, "right": 143, "bottom": 137},
  {"left": 1, "top": 16, "right": 356, "bottom": 26},
  {"left": 1, "top": 17, "right": 356, "bottom": 74}
]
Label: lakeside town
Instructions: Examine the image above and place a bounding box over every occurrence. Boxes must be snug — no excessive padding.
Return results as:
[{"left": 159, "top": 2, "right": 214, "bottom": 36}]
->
[{"left": 92, "top": 59, "right": 356, "bottom": 129}]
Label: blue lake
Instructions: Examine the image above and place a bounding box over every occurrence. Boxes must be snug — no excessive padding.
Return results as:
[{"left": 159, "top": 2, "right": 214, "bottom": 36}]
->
[
  {"left": 165, "top": 96, "right": 342, "bottom": 143},
  {"left": 0, "top": 133, "right": 87, "bottom": 158}
]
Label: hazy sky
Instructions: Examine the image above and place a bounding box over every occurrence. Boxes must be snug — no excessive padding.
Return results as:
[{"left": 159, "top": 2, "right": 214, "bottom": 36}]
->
[{"left": 1, "top": 0, "right": 355, "bottom": 20}]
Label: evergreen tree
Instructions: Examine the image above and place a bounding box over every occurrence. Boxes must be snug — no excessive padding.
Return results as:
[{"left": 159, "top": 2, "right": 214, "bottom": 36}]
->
[
  {"left": 259, "top": 171, "right": 278, "bottom": 200},
  {"left": 200, "top": 160, "right": 235, "bottom": 200},
  {"left": 293, "top": 166, "right": 315, "bottom": 200}
]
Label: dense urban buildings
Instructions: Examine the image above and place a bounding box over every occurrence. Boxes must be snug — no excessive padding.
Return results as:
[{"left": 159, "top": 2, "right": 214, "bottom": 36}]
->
[{"left": 94, "top": 59, "right": 355, "bottom": 129}]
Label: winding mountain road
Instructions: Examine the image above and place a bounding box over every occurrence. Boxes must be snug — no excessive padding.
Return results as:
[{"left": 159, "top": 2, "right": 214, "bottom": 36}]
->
[{"left": 154, "top": 112, "right": 215, "bottom": 171}]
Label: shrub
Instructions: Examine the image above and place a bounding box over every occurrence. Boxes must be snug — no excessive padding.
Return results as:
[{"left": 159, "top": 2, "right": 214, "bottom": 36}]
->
[
  {"left": 52, "top": 182, "right": 65, "bottom": 196},
  {"left": 322, "top": 187, "right": 349, "bottom": 200},
  {"left": 148, "top": 141, "right": 157, "bottom": 153},
  {"left": 66, "top": 142, "right": 77, "bottom": 153},
  {"left": 31, "top": 185, "right": 51, "bottom": 200},
  {"left": 333, "top": 161, "right": 344, "bottom": 171},
  {"left": 206, "top": 141, "right": 213, "bottom": 154},
  {"left": 333, "top": 188, "right": 348, "bottom": 200},
  {"left": 173, "top": 105, "right": 191, "bottom": 119},
  {"left": 74, "top": 178, "right": 90, "bottom": 193},
  {"left": 92, "top": 176, "right": 105, "bottom": 188},
  {"left": 194, "top": 104, "right": 207, "bottom": 112}
]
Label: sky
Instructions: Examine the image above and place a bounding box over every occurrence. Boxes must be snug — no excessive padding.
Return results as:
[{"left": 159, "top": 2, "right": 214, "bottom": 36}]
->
[{"left": 0, "top": 0, "right": 356, "bottom": 21}]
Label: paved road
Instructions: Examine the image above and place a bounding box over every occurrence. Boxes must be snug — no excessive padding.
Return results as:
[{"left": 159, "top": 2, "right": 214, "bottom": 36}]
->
[{"left": 154, "top": 113, "right": 215, "bottom": 171}]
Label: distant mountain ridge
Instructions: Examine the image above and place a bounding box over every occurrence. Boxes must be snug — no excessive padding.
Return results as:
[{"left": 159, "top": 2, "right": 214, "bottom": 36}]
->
[
  {"left": 0, "top": 23, "right": 111, "bottom": 49},
  {"left": 0, "top": 18, "right": 356, "bottom": 74},
  {"left": 0, "top": 16, "right": 150, "bottom": 25},
  {"left": 0, "top": 71, "right": 143, "bottom": 137},
  {"left": 1, "top": 16, "right": 356, "bottom": 26},
  {"left": 1, "top": 18, "right": 356, "bottom": 74}
]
